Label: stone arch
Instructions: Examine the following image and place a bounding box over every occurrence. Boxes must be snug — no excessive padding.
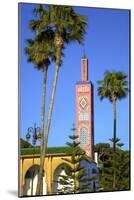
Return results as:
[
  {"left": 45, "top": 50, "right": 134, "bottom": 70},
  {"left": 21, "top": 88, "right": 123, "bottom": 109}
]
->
[
  {"left": 23, "top": 162, "right": 35, "bottom": 181},
  {"left": 52, "top": 163, "right": 73, "bottom": 194},
  {"left": 23, "top": 164, "right": 47, "bottom": 196}
]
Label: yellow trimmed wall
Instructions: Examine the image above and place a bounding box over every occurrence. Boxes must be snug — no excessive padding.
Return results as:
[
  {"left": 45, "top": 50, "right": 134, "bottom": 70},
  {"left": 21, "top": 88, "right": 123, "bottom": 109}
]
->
[{"left": 19, "top": 153, "right": 73, "bottom": 196}]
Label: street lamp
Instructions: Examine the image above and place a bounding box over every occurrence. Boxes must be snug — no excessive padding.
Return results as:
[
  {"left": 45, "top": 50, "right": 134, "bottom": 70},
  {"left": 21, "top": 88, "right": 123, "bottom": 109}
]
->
[{"left": 25, "top": 123, "right": 41, "bottom": 196}]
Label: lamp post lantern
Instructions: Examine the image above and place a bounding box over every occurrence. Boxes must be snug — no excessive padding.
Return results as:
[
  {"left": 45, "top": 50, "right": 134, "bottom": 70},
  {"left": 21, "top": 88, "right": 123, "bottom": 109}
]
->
[{"left": 25, "top": 123, "right": 41, "bottom": 196}]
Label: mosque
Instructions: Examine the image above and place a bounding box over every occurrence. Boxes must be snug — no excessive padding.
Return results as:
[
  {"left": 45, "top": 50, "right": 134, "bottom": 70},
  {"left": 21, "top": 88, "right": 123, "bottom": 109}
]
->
[{"left": 19, "top": 55, "right": 98, "bottom": 196}]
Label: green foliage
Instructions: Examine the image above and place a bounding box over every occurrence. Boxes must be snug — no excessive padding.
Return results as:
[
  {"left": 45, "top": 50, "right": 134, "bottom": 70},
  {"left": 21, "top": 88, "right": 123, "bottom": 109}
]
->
[
  {"left": 95, "top": 142, "right": 130, "bottom": 191},
  {"left": 20, "top": 138, "right": 33, "bottom": 148},
  {"left": 25, "top": 29, "right": 54, "bottom": 70},
  {"left": 114, "top": 150, "right": 130, "bottom": 190},
  {"left": 56, "top": 126, "right": 97, "bottom": 194},
  {"left": 94, "top": 143, "right": 111, "bottom": 162},
  {"left": 29, "top": 4, "right": 87, "bottom": 65},
  {"left": 97, "top": 71, "right": 129, "bottom": 102},
  {"left": 97, "top": 71, "right": 129, "bottom": 190},
  {"left": 30, "top": 5, "right": 87, "bottom": 45}
]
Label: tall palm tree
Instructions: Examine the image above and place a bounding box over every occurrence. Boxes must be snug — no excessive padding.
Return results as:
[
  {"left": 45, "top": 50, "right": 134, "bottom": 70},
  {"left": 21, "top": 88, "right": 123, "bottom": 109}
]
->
[
  {"left": 25, "top": 17, "right": 55, "bottom": 195},
  {"left": 97, "top": 71, "right": 129, "bottom": 189},
  {"left": 30, "top": 5, "right": 87, "bottom": 195}
]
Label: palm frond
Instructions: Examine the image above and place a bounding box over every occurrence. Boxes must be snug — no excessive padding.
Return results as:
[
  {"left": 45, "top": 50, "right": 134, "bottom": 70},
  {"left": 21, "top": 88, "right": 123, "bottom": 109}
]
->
[{"left": 97, "top": 71, "right": 129, "bottom": 102}]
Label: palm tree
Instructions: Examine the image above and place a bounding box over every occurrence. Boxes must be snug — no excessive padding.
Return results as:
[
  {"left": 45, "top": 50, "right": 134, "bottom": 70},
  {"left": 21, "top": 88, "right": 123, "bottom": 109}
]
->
[
  {"left": 25, "top": 11, "right": 55, "bottom": 195},
  {"left": 97, "top": 71, "right": 129, "bottom": 189},
  {"left": 30, "top": 5, "right": 87, "bottom": 195}
]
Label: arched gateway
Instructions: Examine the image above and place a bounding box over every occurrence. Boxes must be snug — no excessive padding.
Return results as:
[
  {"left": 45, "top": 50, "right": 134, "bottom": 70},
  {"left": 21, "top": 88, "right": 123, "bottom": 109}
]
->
[
  {"left": 20, "top": 146, "right": 98, "bottom": 196},
  {"left": 23, "top": 164, "right": 47, "bottom": 196}
]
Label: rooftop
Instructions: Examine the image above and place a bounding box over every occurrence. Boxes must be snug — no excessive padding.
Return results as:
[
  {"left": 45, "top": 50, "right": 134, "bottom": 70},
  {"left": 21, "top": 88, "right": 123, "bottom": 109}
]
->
[
  {"left": 20, "top": 146, "right": 95, "bottom": 163},
  {"left": 21, "top": 146, "right": 76, "bottom": 155}
]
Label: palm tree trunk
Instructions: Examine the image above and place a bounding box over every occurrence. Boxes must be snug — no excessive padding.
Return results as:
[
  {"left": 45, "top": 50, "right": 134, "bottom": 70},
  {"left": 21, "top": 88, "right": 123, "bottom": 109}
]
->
[
  {"left": 112, "top": 97, "right": 116, "bottom": 190},
  {"left": 37, "top": 49, "right": 61, "bottom": 195},
  {"left": 36, "top": 65, "right": 47, "bottom": 195},
  {"left": 31, "top": 148, "right": 34, "bottom": 196},
  {"left": 113, "top": 98, "right": 116, "bottom": 151}
]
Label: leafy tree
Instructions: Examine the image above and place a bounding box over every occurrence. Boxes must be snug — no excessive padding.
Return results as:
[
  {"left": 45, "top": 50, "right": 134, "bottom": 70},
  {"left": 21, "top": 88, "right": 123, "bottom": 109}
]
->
[
  {"left": 30, "top": 5, "right": 87, "bottom": 195},
  {"left": 94, "top": 143, "right": 111, "bottom": 162},
  {"left": 97, "top": 140, "right": 130, "bottom": 191},
  {"left": 115, "top": 151, "right": 130, "bottom": 190},
  {"left": 56, "top": 126, "right": 97, "bottom": 194},
  {"left": 97, "top": 71, "right": 129, "bottom": 189},
  {"left": 20, "top": 138, "right": 33, "bottom": 148}
]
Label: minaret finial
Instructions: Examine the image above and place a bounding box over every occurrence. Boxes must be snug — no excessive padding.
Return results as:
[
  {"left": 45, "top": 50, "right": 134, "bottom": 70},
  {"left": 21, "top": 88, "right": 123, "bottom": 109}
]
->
[
  {"left": 81, "top": 47, "right": 88, "bottom": 81},
  {"left": 83, "top": 46, "right": 86, "bottom": 58}
]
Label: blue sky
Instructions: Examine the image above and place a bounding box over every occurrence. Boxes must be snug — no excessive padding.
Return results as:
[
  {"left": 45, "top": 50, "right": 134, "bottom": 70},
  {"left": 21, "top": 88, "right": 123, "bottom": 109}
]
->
[{"left": 19, "top": 3, "right": 130, "bottom": 150}]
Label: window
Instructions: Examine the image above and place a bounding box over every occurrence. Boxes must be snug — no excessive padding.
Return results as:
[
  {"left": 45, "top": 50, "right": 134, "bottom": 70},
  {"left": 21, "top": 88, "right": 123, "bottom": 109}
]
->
[
  {"left": 77, "top": 87, "right": 89, "bottom": 92},
  {"left": 79, "top": 113, "right": 89, "bottom": 121},
  {"left": 80, "top": 127, "right": 87, "bottom": 145}
]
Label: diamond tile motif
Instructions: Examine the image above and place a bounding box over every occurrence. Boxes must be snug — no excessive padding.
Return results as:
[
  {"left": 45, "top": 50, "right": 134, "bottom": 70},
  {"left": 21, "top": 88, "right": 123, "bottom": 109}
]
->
[{"left": 79, "top": 97, "right": 87, "bottom": 109}]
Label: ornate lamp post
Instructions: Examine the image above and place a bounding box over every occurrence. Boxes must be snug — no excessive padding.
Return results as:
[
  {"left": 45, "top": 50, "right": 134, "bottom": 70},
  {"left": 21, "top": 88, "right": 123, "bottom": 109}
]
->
[{"left": 26, "top": 123, "right": 41, "bottom": 196}]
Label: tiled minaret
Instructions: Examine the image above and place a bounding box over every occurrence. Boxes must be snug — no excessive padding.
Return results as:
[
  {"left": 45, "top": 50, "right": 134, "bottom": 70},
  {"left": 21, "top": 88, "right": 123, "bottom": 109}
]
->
[{"left": 76, "top": 55, "right": 94, "bottom": 158}]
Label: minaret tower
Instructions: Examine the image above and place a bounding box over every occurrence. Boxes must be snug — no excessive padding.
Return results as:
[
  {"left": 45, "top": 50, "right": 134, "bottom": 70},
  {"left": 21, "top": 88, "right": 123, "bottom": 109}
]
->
[{"left": 76, "top": 55, "right": 94, "bottom": 158}]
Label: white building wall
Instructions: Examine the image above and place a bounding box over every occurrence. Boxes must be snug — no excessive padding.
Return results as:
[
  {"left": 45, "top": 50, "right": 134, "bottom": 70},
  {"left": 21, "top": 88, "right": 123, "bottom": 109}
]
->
[{"left": 23, "top": 166, "right": 47, "bottom": 196}]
